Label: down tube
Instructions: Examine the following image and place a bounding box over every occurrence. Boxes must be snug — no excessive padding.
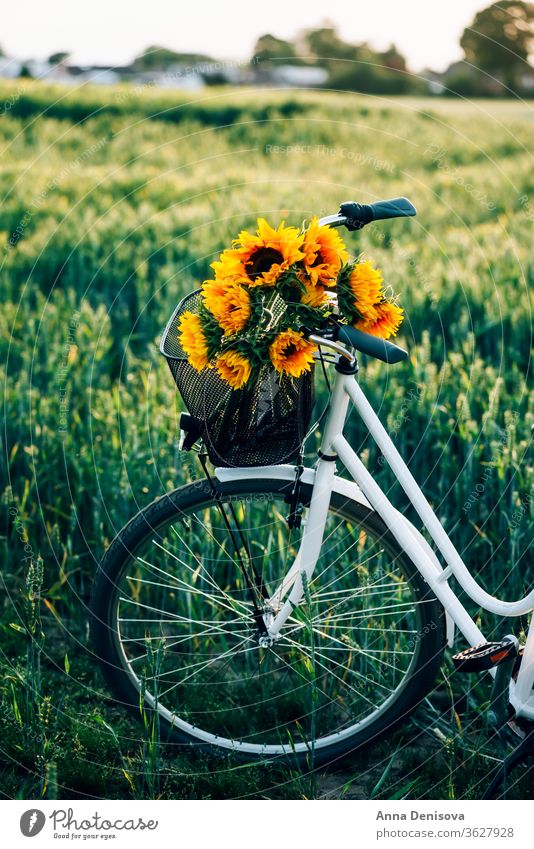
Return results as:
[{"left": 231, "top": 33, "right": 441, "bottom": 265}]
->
[{"left": 331, "top": 434, "right": 485, "bottom": 648}]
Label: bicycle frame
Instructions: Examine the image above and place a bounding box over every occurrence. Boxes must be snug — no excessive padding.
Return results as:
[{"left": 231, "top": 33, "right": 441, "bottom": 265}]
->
[{"left": 216, "top": 364, "right": 534, "bottom": 720}]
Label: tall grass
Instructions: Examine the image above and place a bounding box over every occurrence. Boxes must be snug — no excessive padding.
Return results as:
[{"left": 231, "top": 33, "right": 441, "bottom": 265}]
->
[{"left": 0, "top": 79, "right": 532, "bottom": 799}]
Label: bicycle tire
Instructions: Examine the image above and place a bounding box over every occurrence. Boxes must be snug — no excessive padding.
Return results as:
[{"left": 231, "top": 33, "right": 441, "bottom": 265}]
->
[{"left": 90, "top": 477, "right": 446, "bottom": 766}]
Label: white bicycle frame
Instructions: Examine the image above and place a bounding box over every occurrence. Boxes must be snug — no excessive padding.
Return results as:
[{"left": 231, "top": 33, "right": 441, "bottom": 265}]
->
[{"left": 217, "top": 353, "right": 534, "bottom": 721}]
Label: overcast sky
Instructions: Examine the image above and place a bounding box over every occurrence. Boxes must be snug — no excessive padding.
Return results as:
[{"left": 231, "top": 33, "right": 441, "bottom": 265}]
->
[{"left": 2, "top": 0, "right": 493, "bottom": 72}]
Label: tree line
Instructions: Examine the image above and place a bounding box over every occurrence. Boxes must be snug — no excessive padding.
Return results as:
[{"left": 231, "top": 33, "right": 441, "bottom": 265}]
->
[{"left": 3, "top": 1, "right": 534, "bottom": 96}]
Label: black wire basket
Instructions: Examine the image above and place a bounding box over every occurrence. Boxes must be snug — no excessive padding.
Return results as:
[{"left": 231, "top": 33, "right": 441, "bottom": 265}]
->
[{"left": 160, "top": 291, "right": 315, "bottom": 467}]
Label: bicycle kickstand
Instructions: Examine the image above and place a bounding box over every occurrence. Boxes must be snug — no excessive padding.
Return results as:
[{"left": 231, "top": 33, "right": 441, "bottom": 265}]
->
[
  {"left": 482, "top": 724, "right": 534, "bottom": 799},
  {"left": 481, "top": 634, "right": 529, "bottom": 799},
  {"left": 453, "top": 633, "right": 529, "bottom": 799}
]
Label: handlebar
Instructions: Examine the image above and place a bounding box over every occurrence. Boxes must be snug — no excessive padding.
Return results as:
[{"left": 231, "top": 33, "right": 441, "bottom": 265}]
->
[
  {"left": 318, "top": 196, "right": 416, "bottom": 230},
  {"left": 336, "top": 324, "right": 408, "bottom": 364},
  {"left": 310, "top": 322, "right": 408, "bottom": 365},
  {"left": 311, "top": 198, "right": 415, "bottom": 364}
]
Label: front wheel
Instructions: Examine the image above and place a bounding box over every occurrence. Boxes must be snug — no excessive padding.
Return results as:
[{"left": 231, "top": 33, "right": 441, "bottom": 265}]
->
[{"left": 90, "top": 477, "right": 446, "bottom": 765}]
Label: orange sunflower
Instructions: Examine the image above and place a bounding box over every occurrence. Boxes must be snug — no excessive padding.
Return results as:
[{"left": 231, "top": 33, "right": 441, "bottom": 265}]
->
[
  {"left": 355, "top": 301, "right": 404, "bottom": 339},
  {"left": 211, "top": 218, "right": 304, "bottom": 288},
  {"left": 216, "top": 350, "right": 252, "bottom": 390},
  {"left": 269, "top": 329, "right": 317, "bottom": 378},
  {"left": 178, "top": 311, "right": 211, "bottom": 371},
  {"left": 347, "top": 260, "right": 384, "bottom": 322},
  {"left": 201, "top": 279, "right": 251, "bottom": 336},
  {"left": 297, "top": 271, "right": 329, "bottom": 307},
  {"left": 301, "top": 217, "right": 349, "bottom": 287}
]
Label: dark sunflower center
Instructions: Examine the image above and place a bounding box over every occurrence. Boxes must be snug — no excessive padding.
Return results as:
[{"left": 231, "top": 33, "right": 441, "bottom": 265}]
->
[
  {"left": 246, "top": 248, "right": 284, "bottom": 280},
  {"left": 310, "top": 252, "right": 324, "bottom": 268},
  {"left": 283, "top": 343, "right": 298, "bottom": 357}
]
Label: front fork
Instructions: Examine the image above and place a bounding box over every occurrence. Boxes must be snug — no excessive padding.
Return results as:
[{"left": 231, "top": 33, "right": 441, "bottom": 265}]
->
[{"left": 266, "top": 367, "right": 352, "bottom": 639}]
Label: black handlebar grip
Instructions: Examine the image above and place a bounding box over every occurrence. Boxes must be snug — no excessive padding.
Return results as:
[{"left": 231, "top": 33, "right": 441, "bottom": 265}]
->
[
  {"left": 337, "top": 325, "right": 408, "bottom": 364},
  {"left": 339, "top": 201, "right": 374, "bottom": 230},
  {"left": 340, "top": 197, "right": 416, "bottom": 230}
]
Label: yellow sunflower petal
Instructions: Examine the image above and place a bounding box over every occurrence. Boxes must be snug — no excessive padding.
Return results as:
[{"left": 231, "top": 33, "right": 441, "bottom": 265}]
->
[
  {"left": 201, "top": 279, "right": 251, "bottom": 335},
  {"left": 302, "top": 217, "right": 350, "bottom": 286},
  {"left": 348, "top": 261, "right": 384, "bottom": 321},
  {"left": 212, "top": 218, "right": 304, "bottom": 287},
  {"left": 355, "top": 301, "right": 404, "bottom": 339},
  {"left": 269, "top": 329, "right": 317, "bottom": 378},
  {"left": 216, "top": 350, "right": 252, "bottom": 390},
  {"left": 297, "top": 271, "right": 329, "bottom": 307},
  {"left": 178, "top": 311, "right": 211, "bottom": 371}
]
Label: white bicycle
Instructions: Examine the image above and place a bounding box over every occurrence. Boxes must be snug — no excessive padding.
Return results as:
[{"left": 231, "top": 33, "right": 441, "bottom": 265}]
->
[{"left": 91, "top": 200, "right": 534, "bottom": 775}]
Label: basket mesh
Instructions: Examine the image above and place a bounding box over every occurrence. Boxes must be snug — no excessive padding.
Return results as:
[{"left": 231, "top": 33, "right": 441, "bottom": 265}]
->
[{"left": 160, "top": 291, "right": 315, "bottom": 467}]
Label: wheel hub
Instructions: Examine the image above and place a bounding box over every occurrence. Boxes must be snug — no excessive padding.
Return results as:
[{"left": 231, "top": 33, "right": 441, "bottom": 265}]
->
[{"left": 256, "top": 606, "right": 277, "bottom": 647}]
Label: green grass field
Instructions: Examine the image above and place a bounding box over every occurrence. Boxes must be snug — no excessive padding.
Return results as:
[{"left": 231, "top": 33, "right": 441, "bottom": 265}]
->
[{"left": 1, "top": 79, "right": 533, "bottom": 799}]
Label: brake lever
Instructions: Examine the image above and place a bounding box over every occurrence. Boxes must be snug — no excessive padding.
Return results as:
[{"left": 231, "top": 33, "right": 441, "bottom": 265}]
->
[
  {"left": 308, "top": 334, "right": 356, "bottom": 365},
  {"left": 317, "top": 213, "right": 347, "bottom": 228}
]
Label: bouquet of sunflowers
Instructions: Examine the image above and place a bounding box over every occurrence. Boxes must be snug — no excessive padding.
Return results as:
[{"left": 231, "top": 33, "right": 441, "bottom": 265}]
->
[{"left": 178, "top": 218, "right": 403, "bottom": 390}]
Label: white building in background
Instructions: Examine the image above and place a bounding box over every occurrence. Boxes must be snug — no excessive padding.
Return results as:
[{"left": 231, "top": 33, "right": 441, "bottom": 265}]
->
[
  {"left": 420, "top": 69, "right": 446, "bottom": 95},
  {"left": 142, "top": 67, "right": 205, "bottom": 90},
  {"left": 0, "top": 49, "right": 325, "bottom": 91},
  {"left": 0, "top": 57, "right": 22, "bottom": 78},
  {"left": 519, "top": 69, "right": 534, "bottom": 92},
  {"left": 25, "top": 59, "right": 55, "bottom": 79},
  {"left": 75, "top": 68, "right": 121, "bottom": 85},
  {"left": 269, "top": 65, "right": 328, "bottom": 88}
]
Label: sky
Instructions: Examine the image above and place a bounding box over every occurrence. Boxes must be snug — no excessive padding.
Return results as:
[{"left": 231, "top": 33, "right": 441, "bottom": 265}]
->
[{"left": 2, "top": 0, "right": 493, "bottom": 73}]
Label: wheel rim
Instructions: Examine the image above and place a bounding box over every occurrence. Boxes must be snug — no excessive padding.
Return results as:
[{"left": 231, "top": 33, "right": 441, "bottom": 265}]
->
[{"left": 109, "top": 487, "right": 433, "bottom": 755}]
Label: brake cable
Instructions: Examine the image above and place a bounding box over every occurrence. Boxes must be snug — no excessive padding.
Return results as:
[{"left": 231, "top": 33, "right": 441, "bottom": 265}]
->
[{"left": 198, "top": 449, "right": 269, "bottom": 637}]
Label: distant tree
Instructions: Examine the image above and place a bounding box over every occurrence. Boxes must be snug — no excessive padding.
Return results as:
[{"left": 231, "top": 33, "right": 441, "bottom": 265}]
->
[
  {"left": 379, "top": 44, "right": 407, "bottom": 72},
  {"left": 132, "top": 46, "right": 213, "bottom": 71},
  {"left": 444, "top": 65, "right": 487, "bottom": 97},
  {"left": 250, "top": 23, "right": 417, "bottom": 94},
  {"left": 19, "top": 64, "right": 33, "bottom": 78},
  {"left": 460, "top": 1, "right": 534, "bottom": 89},
  {"left": 253, "top": 34, "right": 298, "bottom": 63},
  {"left": 325, "top": 38, "right": 412, "bottom": 93},
  {"left": 329, "top": 63, "right": 414, "bottom": 95},
  {"left": 301, "top": 24, "right": 357, "bottom": 65},
  {"left": 48, "top": 51, "right": 70, "bottom": 65},
  {"left": 0, "top": 44, "right": 5, "bottom": 57}
]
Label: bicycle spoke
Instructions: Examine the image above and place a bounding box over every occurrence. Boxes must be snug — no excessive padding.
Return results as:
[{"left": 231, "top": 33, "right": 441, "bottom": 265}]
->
[
  {"left": 158, "top": 638, "right": 258, "bottom": 695},
  {"left": 312, "top": 597, "right": 427, "bottom": 624},
  {"left": 103, "top": 486, "right": 440, "bottom": 754},
  {"left": 148, "top": 543, "right": 251, "bottom": 614},
  {"left": 126, "top": 573, "right": 250, "bottom": 610},
  {"left": 126, "top": 623, "right": 253, "bottom": 663},
  {"left": 281, "top": 637, "right": 385, "bottom": 709},
  {"left": 310, "top": 541, "right": 385, "bottom": 592}
]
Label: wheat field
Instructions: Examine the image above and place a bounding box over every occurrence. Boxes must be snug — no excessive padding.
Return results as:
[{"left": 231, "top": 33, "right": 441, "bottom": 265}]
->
[{"left": 0, "top": 80, "right": 533, "bottom": 799}]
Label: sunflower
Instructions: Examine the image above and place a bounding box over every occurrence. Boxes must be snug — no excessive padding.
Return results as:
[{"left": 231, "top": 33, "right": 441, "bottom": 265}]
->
[
  {"left": 211, "top": 218, "right": 305, "bottom": 288},
  {"left": 269, "top": 328, "right": 317, "bottom": 378},
  {"left": 355, "top": 301, "right": 404, "bottom": 339},
  {"left": 178, "top": 311, "right": 211, "bottom": 371},
  {"left": 201, "top": 279, "right": 251, "bottom": 336},
  {"left": 348, "top": 261, "right": 384, "bottom": 320},
  {"left": 216, "top": 350, "right": 252, "bottom": 390},
  {"left": 297, "top": 271, "right": 329, "bottom": 307},
  {"left": 301, "top": 217, "right": 350, "bottom": 287},
  {"left": 337, "top": 260, "right": 384, "bottom": 324}
]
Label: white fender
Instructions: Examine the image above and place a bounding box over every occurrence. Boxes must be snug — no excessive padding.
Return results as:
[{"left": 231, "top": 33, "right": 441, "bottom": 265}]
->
[{"left": 215, "top": 464, "right": 455, "bottom": 647}]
